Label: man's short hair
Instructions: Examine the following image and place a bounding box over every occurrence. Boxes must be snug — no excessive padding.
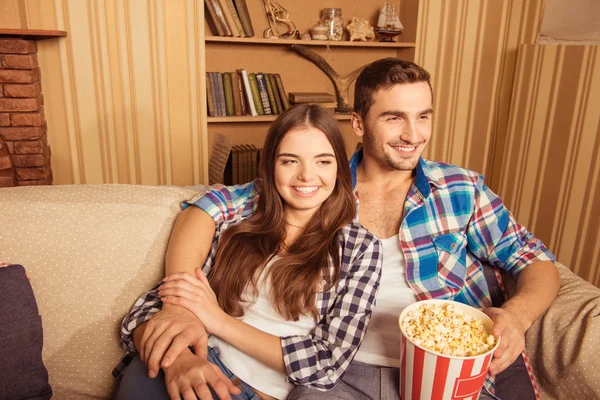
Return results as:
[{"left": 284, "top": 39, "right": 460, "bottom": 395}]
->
[{"left": 354, "top": 58, "right": 433, "bottom": 119}]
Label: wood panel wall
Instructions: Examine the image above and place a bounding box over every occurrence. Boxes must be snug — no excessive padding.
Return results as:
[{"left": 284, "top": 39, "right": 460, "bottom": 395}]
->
[
  {"left": 13, "top": 0, "right": 208, "bottom": 185},
  {"left": 498, "top": 44, "right": 600, "bottom": 287}
]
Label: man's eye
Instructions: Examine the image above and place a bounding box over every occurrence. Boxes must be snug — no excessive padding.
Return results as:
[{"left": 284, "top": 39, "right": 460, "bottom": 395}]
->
[
  {"left": 420, "top": 114, "right": 431, "bottom": 120},
  {"left": 388, "top": 116, "right": 400, "bottom": 121},
  {"left": 317, "top": 160, "right": 332, "bottom": 165}
]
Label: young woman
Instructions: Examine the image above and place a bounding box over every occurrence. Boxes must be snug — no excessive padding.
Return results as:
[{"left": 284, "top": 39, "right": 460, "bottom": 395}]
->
[{"left": 115, "top": 104, "right": 382, "bottom": 400}]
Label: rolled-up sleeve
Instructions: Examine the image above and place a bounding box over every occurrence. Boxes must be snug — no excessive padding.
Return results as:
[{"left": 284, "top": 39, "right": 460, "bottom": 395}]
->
[
  {"left": 280, "top": 228, "right": 383, "bottom": 390},
  {"left": 183, "top": 182, "right": 259, "bottom": 224},
  {"left": 120, "top": 284, "right": 163, "bottom": 352},
  {"left": 467, "top": 176, "right": 555, "bottom": 280}
]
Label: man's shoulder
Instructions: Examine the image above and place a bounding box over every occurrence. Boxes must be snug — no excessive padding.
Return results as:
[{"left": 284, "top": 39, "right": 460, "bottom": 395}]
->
[{"left": 422, "top": 159, "right": 481, "bottom": 188}]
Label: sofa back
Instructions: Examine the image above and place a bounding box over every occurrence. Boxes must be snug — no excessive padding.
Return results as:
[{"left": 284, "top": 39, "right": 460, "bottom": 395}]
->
[{"left": 0, "top": 184, "right": 205, "bottom": 399}]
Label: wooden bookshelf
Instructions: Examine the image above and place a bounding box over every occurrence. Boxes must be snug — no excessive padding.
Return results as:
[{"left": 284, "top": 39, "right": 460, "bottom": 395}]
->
[
  {"left": 206, "top": 36, "right": 416, "bottom": 48},
  {"left": 203, "top": 0, "right": 420, "bottom": 157}
]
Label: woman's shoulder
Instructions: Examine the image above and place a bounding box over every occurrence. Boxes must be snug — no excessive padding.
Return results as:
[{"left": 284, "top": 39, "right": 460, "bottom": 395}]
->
[{"left": 339, "top": 221, "right": 380, "bottom": 249}]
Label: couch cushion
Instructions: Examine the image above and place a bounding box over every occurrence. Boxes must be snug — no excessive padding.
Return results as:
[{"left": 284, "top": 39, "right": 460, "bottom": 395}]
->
[
  {"left": 0, "top": 184, "right": 206, "bottom": 399},
  {"left": 525, "top": 263, "right": 600, "bottom": 399},
  {"left": 0, "top": 264, "right": 52, "bottom": 400}
]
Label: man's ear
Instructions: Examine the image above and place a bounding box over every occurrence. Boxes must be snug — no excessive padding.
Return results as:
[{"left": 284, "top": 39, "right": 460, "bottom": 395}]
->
[{"left": 351, "top": 112, "right": 365, "bottom": 138}]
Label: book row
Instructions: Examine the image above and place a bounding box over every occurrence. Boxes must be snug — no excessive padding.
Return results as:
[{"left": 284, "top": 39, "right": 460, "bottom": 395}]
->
[
  {"left": 206, "top": 71, "right": 290, "bottom": 117},
  {"left": 204, "top": 0, "right": 254, "bottom": 37},
  {"left": 223, "top": 145, "right": 261, "bottom": 185}
]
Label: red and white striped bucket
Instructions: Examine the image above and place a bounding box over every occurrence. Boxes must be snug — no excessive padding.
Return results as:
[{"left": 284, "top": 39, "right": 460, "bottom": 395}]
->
[{"left": 398, "top": 300, "right": 500, "bottom": 400}]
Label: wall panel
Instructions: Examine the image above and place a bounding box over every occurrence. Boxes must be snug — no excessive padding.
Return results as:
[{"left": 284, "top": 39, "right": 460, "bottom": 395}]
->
[
  {"left": 19, "top": 0, "right": 208, "bottom": 185},
  {"left": 499, "top": 45, "right": 600, "bottom": 286}
]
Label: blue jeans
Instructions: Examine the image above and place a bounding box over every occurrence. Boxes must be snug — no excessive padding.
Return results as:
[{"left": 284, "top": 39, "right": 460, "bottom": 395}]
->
[{"left": 115, "top": 347, "right": 260, "bottom": 400}]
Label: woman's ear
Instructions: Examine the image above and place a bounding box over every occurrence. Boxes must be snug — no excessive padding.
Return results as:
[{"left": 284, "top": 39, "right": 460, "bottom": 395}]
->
[{"left": 351, "top": 113, "right": 365, "bottom": 138}]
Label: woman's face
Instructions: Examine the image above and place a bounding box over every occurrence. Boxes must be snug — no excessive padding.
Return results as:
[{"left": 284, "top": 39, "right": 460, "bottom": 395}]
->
[{"left": 274, "top": 126, "right": 338, "bottom": 219}]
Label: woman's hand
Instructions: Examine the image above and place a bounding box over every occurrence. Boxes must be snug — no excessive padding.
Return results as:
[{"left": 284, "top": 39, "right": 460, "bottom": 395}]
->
[{"left": 159, "top": 268, "right": 227, "bottom": 335}]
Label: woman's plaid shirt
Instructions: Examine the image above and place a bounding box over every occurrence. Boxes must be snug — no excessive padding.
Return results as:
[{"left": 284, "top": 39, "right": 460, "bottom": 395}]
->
[{"left": 115, "top": 217, "right": 383, "bottom": 391}]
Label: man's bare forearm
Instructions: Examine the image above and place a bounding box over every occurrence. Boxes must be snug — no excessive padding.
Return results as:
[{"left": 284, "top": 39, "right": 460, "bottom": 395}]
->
[
  {"left": 166, "top": 206, "right": 216, "bottom": 276},
  {"left": 502, "top": 261, "right": 560, "bottom": 331}
]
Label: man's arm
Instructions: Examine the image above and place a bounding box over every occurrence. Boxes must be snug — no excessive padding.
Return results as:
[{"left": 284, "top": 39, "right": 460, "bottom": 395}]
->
[
  {"left": 137, "top": 206, "right": 216, "bottom": 377},
  {"left": 485, "top": 260, "right": 560, "bottom": 375},
  {"left": 467, "top": 176, "right": 559, "bottom": 374}
]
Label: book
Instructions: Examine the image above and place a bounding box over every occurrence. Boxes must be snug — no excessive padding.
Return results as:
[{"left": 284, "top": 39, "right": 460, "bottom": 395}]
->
[
  {"left": 274, "top": 74, "right": 290, "bottom": 110},
  {"left": 289, "top": 92, "right": 336, "bottom": 103},
  {"left": 204, "top": 0, "right": 225, "bottom": 36},
  {"left": 222, "top": 72, "right": 235, "bottom": 116},
  {"left": 250, "top": 144, "right": 258, "bottom": 180},
  {"left": 223, "top": 0, "right": 245, "bottom": 37},
  {"left": 216, "top": 72, "right": 227, "bottom": 116},
  {"left": 236, "top": 70, "right": 247, "bottom": 116},
  {"left": 267, "top": 74, "right": 283, "bottom": 115},
  {"left": 231, "top": 145, "right": 240, "bottom": 184},
  {"left": 207, "top": 0, "right": 232, "bottom": 36},
  {"left": 248, "top": 73, "right": 264, "bottom": 115},
  {"left": 241, "top": 144, "right": 250, "bottom": 183},
  {"left": 255, "top": 73, "right": 272, "bottom": 115},
  {"left": 264, "top": 73, "right": 279, "bottom": 115},
  {"left": 206, "top": 72, "right": 216, "bottom": 117},
  {"left": 208, "top": 133, "right": 232, "bottom": 184},
  {"left": 232, "top": 0, "right": 254, "bottom": 37},
  {"left": 240, "top": 70, "right": 257, "bottom": 116},
  {"left": 231, "top": 71, "right": 242, "bottom": 116},
  {"left": 209, "top": 72, "right": 223, "bottom": 116},
  {"left": 217, "top": 0, "right": 241, "bottom": 37}
]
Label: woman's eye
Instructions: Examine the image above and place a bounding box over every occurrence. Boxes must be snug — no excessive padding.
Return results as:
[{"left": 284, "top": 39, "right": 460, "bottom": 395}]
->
[{"left": 282, "top": 159, "right": 297, "bottom": 165}]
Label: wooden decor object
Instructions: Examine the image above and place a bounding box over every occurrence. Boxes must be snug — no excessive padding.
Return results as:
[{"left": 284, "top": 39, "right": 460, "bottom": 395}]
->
[{"left": 290, "top": 44, "right": 365, "bottom": 113}]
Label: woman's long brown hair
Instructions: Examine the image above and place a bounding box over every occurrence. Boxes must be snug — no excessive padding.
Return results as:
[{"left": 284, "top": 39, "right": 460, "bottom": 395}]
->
[{"left": 208, "top": 104, "right": 356, "bottom": 321}]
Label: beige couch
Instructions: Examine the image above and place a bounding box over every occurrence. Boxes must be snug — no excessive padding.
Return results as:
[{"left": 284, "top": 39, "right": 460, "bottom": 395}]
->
[{"left": 0, "top": 184, "right": 598, "bottom": 399}]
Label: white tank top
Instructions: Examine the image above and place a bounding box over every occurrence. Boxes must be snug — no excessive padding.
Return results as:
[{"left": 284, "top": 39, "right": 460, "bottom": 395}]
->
[
  {"left": 208, "top": 258, "right": 316, "bottom": 399},
  {"left": 353, "top": 234, "right": 418, "bottom": 367}
]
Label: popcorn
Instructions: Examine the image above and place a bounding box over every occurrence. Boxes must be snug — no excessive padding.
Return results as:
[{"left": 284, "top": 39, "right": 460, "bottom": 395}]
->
[{"left": 400, "top": 303, "right": 496, "bottom": 357}]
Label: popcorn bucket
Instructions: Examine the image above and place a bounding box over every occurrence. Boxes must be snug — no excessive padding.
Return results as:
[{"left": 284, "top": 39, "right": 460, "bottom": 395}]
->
[{"left": 398, "top": 300, "right": 500, "bottom": 400}]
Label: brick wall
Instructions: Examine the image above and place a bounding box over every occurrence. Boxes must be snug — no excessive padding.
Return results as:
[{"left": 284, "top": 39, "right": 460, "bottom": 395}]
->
[{"left": 0, "top": 38, "right": 52, "bottom": 187}]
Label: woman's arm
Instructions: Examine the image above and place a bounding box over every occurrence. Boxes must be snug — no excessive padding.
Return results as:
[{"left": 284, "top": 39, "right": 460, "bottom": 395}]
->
[{"left": 160, "top": 226, "right": 383, "bottom": 390}]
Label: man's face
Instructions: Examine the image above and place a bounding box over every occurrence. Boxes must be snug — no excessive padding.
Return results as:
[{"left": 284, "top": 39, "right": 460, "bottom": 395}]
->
[{"left": 356, "top": 82, "right": 433, "bottom": 172}]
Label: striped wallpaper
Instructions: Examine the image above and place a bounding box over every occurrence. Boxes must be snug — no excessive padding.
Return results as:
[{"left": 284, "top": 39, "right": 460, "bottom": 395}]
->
[
  {"left": 19, "top": 0, "right": 209, "bottom": 185},
  {"left": 415, "top": 0, "right": 544, "bottom": 182},
  {"left": 498, "top": 45, "right": 600, "bottom": 287}
]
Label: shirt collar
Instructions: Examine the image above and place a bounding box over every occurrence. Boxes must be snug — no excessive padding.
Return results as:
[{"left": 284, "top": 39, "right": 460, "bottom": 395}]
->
[{"left": 349, "top": 147, "right": 441, "bottom": 198}]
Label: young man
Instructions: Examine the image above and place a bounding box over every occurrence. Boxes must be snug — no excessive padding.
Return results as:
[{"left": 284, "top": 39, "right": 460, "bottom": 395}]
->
[{"left": 120, "top": 58, "right": 560, "bottom": 399}]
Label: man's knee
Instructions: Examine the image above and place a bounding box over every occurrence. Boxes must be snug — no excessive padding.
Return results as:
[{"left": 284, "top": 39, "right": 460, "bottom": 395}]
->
[{"left": 114, "top": 355, "right": 169, "bottom": 400}]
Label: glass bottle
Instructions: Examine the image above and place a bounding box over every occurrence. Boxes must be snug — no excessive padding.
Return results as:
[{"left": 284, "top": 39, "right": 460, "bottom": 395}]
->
[{"left": 319, "top": 8, "right": 343, "bottom": 41}]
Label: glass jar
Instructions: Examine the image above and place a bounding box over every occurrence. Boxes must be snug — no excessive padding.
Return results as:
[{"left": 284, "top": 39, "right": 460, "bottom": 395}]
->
[{"left": 320, "top": 8, "right": 343, "bottom": 41}]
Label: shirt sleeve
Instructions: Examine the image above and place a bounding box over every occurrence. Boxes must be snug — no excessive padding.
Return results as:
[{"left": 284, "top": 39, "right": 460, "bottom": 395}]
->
[
  {"left": 182, "top": 182, "right": 259, "bottom": 224},
  {"left": 120, "top": 283, "right": 163, "bottom": 352},
  {"left": 466, "top": 175, "right": 555, "bottom": 280},
  {"left": 280, "top": 228, "right": 383, "bottom": 390}
]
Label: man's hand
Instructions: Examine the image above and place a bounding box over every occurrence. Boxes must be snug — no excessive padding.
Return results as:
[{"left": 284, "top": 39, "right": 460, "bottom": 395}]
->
[
  {"left": 139, "top": 305, "right": 208, "bottom": 378},
  {"left": 483, "top": 306, "right": 526, "bottom": 376},
  {"left": 164, "top": 351, "right": 241, "bottom": 400}
]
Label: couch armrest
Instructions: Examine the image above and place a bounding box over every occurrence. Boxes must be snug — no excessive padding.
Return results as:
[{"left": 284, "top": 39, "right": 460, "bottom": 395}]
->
[{"left": 523, "top": 262, "right": 600, "bottom": 399}]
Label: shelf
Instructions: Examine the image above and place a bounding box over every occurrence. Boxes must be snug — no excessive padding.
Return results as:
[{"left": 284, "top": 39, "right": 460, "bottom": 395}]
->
[
  {"left": 205, "top": 36, "right": 415, "bottom": 48},
  {"left": 0, "top": 29, "right": 67, "bottom": 40},
  {"left": 208, "top": 114, "right": 353, "bottom": 123}
]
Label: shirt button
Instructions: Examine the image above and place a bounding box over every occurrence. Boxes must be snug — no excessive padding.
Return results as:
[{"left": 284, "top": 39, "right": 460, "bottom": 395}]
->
[
  {"left": 451, "top": 243, "right": 457, "bottom": 249},
  {"left": 327, "top": 369, "right": 334, "bottom": 376}
]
